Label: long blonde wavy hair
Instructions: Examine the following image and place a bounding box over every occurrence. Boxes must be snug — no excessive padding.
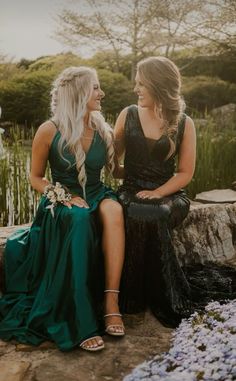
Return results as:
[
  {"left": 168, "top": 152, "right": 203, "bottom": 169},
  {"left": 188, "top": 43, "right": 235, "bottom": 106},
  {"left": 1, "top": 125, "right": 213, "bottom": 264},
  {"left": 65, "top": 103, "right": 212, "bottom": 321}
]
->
[
  {"left": 50, "top": 66, "right": 115, "bottom": 199},
  {"left": 137, "top": 56, "right": 186, "bottom": 157}
]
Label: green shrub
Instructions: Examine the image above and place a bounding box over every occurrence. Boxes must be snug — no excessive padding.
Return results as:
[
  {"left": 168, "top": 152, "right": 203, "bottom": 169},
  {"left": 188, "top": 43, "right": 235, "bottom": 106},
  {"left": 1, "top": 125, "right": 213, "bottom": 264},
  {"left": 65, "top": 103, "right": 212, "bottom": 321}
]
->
[
  {"left": 0, "top": 70, "right": 56, "bottom": 125},
  {"left": 97, "top": 69, "right": 136, "bottom": 117},
  {"left": 182, "top": 76, "right": 236, "bottom": 113},
  {"left": 177, "top": 54, "right": 236, "bottom": 84},
  {"left": 27, "top": 52, "right": 83, "bottom": 72},
  {"left": 0, "top": 61, "right": 135, "bottom": 125}
]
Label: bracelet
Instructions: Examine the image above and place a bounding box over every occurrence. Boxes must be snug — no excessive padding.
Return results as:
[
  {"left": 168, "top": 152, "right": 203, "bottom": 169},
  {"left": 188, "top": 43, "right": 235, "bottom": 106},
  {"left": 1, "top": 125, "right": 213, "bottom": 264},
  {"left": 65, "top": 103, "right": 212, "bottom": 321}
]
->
[{"left": 43, "top": 182, "right": 72, "bottom": 217}]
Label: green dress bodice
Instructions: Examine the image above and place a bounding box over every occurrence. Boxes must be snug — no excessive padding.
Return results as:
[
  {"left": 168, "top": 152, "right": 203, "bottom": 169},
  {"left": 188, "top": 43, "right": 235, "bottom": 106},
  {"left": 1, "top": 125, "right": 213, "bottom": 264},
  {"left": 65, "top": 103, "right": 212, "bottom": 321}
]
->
[{"left": 49, "top": 129, "right": 114, "bottom": 205}]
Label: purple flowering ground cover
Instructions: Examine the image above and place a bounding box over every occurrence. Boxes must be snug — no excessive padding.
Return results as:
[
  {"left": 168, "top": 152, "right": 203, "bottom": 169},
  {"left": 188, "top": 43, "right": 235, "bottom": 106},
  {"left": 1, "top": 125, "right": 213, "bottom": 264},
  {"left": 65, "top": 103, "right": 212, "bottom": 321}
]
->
[{"left": 124, "top": 300, "right": 236, "bottom": 381}]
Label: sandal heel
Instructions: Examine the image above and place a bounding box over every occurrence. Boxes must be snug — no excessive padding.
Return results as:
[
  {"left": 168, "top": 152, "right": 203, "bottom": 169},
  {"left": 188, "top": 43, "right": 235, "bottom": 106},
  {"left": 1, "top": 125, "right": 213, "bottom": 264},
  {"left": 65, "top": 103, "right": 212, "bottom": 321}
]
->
[{"left": 104, "top": 290, "right": 125, "bottom": 337}]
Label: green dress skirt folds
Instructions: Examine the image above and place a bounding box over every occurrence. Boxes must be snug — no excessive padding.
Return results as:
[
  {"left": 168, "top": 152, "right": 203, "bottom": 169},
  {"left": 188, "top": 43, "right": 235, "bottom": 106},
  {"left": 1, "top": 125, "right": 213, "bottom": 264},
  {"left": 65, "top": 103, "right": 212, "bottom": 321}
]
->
[{"left": 0, "top": 129, "right": 117, "bottom": 351}]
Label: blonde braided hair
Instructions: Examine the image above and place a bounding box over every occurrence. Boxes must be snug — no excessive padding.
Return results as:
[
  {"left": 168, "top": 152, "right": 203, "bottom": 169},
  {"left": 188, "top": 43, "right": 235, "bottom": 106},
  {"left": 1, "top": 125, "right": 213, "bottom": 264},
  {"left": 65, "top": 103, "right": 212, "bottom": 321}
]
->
[{"left": 50, "top": 66, "right": 115, "bottom": 198}]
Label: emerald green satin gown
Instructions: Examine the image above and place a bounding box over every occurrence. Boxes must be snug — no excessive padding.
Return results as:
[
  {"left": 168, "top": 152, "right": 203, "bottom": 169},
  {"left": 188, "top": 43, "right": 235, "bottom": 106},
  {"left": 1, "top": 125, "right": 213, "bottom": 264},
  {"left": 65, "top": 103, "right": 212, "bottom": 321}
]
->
[{"left": 0, "top": 129, "right": 117, "bottom": 351}]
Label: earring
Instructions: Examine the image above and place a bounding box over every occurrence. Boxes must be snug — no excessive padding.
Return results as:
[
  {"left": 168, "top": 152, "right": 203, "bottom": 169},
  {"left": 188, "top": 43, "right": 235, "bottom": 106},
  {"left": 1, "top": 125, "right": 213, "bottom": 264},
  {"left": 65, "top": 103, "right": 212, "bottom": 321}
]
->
[{"left": 158, "top": 104, "right": 163, "bottom": 119}]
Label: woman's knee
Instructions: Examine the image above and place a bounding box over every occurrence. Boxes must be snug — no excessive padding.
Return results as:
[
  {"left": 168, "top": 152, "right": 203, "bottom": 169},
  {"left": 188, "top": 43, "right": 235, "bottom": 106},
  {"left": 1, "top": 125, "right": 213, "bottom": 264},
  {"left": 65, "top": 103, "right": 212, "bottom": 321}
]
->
[
  {"left": 99, "top": 199, "right": 124, "bottom": 224},
  {"left": 169, "top": 197, "right": 190, "bottom": 228},
  {"left": 62, "top": 205, "right": 91, "bottom": 226},
  {"left": 127, "top": 202, "right": 171, "bottom": 222},
  {"left": 158, "top": 204, "right": 172, "bottom": 220}
]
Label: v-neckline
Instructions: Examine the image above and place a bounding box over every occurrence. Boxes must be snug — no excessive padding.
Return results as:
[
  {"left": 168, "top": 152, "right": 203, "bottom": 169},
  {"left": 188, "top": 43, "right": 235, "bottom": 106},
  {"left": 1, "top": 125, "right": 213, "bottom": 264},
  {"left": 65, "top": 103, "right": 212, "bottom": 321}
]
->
[
  {"left": 84, "top": 130, "right": 97, "bottom": 157},
  {"left": 136, "top": 107, "right": 163, "bottom": 158},
  {"left": 136, "top": 106, "right": 163, "bottom": 143},
  {"left": 51, "top": 129, "right": 97, "bottom": 161}
]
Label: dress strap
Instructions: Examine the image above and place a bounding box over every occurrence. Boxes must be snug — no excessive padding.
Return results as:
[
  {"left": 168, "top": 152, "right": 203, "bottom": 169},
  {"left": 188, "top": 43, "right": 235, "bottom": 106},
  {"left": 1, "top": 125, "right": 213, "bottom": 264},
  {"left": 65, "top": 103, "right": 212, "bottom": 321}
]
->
[
  {"left": 124, "top": 105, "right": 139, "bottom": 137},
  {"left": 49, "top": 119, "right": 59, "bottom": 129},
  {"left": 127, "top": 104, "right": 138, "bottom": 116}
]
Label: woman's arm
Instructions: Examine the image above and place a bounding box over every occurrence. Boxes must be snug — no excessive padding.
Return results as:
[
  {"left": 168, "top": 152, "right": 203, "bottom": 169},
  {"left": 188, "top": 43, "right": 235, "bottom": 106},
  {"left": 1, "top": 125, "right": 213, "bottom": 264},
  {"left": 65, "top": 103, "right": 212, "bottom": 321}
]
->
[
  {"left": 137, "top": 116, "right": 196, "bottom": 199},
  {"left": 30, "top": 121, "right": 89, "bottom": 208},
  {"left": 113, "top": 107, "right": 128, "bottom": 159},
  {"left": 112, "top": 154, "right": 125, "bottom": 179},
  {"left": 29, "top": 121, "right": 56, "bottom": 193}
]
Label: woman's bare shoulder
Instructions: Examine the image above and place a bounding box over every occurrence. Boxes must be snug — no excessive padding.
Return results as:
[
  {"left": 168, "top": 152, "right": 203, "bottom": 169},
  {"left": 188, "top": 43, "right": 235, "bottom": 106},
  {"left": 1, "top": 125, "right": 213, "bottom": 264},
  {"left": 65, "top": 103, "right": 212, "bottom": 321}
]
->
[
  {"left": 181, "top": 115, "right": 196, "bottom": 147},
  {"left": 32, "top": 121, "right": 58, "bottom": 152},
  {"left": 118, "top": 106, "right": 129, "bottom": 119},
  {"left": 182, "top": 115, "right": 195, "bottom": 137},
  {"left": 34, "top": 120, "right": 57, "bottom": 143},
  {"left": 36, "top": 120, "right": 57, "bottom": 135},
  {"left": 185, "top": 115, "right": 195, "bottom": 129}
]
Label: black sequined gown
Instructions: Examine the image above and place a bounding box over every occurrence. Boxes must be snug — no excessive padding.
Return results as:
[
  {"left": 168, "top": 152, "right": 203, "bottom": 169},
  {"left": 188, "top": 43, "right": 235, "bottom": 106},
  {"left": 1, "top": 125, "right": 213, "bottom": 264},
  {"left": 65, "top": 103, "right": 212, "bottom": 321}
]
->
[{"left": 118, "top": 105, "right": 236, "bottom": 327}]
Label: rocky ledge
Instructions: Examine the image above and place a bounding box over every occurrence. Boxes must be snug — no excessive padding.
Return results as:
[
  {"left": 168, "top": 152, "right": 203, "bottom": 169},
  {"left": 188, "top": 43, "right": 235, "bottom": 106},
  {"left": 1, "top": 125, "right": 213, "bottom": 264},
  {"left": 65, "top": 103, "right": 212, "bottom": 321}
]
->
[
  {"left": 0, "top": 202, "right": 236, "bottom": 381},
  {"left": 173, "top": 202, "right": 236, "bottom": 266},
  {"left": 1, "top": 203, "right": 236, "bottom": 282}
]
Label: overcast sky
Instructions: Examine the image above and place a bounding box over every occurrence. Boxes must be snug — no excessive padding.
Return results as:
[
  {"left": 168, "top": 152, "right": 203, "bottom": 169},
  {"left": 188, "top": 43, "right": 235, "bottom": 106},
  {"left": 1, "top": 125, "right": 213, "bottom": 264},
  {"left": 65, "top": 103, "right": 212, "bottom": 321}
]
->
[{"left": 0, "top": 0, "right": 89, "bottom": 61}]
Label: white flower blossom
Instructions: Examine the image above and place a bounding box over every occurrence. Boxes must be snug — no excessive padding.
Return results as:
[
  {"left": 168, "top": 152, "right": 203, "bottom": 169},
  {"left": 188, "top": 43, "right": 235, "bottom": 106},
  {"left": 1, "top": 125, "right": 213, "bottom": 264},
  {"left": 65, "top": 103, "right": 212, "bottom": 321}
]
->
[
  {"left": 44, "top": 182, "right": 72, "bottom": 217},
  {"left": 123, "top": 299, "right": 236, "bottom": 381}
]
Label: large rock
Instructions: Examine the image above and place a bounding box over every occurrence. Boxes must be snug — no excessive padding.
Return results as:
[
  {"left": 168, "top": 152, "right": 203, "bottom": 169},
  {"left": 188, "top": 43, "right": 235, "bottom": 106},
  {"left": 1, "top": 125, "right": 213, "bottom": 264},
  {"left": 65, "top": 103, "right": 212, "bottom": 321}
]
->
[
  {"left": 210, "top": 103, "right": 236, "bottom": 128},
  {"left": 195, "top": 189, "right": 236, "bottom": 204},
  {"left": 1, "top": 204, "right": 236, "bottom": 292},
  {"left": 173, "top": 203, "right": 236, "bottom": 265}
]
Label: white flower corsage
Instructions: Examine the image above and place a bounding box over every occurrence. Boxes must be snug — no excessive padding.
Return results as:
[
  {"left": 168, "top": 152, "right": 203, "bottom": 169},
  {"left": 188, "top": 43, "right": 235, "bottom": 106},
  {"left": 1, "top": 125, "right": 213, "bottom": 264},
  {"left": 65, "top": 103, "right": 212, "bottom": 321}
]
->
[{"left": 43, "top": 182, "right": 72, "bottom": 217}]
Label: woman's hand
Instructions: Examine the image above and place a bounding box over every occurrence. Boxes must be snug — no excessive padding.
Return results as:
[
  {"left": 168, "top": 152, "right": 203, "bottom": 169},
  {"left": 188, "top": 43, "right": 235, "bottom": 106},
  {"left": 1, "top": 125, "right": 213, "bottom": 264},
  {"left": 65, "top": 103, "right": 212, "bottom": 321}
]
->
[
  {"left": 136, "top": 190, "right": 163, "bottom": 200},
  {"left": 64, "top": 196, "right": 89, "bottom": 209}
]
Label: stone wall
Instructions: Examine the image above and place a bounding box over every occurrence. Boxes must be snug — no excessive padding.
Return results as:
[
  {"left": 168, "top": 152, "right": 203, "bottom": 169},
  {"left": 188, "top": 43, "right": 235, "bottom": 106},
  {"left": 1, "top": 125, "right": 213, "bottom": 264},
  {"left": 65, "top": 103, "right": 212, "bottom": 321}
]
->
[{"left": 0, "top": 203, "right": 236, "bottom": 292}]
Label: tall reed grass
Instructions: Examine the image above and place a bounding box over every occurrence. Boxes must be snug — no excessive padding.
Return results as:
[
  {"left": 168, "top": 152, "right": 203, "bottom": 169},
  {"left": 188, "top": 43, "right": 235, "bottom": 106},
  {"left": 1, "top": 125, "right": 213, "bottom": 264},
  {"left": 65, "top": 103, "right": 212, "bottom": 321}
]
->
[
  {"left": 0, "top": 128, "right": 48, "bottom": 226},
  {"left": 2, "top": 123, "right": 37, "bottom": 143},
  {"left": 0, "top": 144, "right": 39, "bottom": 226},
  {"left": 0, "top": 119, "right": 235, "bottom": 226},
  {"left": 186, "top": 118, "right": 236, "bottom": 198}
]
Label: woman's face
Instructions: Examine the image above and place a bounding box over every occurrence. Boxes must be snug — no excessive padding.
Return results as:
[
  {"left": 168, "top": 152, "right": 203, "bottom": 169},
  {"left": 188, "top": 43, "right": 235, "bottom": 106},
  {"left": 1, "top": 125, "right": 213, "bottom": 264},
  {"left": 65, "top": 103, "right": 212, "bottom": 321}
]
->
[
  {"left": 87, "top": 75, "right": 105, "bottom": 112},
  {"left": 134, "top": 71, "right": 155, "bottom": 109}
]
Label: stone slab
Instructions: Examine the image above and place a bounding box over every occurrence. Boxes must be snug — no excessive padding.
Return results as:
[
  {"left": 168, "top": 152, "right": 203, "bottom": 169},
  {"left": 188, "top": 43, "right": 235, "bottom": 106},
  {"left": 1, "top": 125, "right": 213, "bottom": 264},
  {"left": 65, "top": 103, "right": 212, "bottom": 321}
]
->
[
  {"left": 16, "top": 341, "right": 56, "bottom": 352},
  {"left": 0, "top": 361, "right": 30, "bottom": 381},
  {"left": 195, "top": 189, "right": 236, "bottom": 203},
  {"left": 0, "top": 311, "right": 173, "bottom": 381},
  {"left": 1, "top": 203, "right": 236, "bottom": 291}
]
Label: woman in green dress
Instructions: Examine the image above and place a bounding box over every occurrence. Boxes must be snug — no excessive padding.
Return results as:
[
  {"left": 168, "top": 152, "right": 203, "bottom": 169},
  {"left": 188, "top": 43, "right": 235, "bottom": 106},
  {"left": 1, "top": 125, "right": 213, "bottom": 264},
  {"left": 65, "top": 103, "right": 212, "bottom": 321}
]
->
[{"left": 0, "top": 66, "right": 125, "bottom": 351}]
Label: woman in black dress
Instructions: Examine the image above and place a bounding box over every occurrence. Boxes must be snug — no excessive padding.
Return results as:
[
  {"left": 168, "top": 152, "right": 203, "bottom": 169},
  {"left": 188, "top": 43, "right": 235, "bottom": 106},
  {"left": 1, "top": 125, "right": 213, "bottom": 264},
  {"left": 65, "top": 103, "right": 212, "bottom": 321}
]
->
[{"left": 114, "top": 56, "right": 236, "bottom": 327}]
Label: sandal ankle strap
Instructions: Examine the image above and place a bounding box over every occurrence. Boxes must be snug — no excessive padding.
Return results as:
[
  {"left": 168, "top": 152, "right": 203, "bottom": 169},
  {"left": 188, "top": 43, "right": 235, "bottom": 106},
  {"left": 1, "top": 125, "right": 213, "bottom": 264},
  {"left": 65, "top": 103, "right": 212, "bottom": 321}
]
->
[
  {"left": 104, "top": 289, "right": 120, "bottom": 293},
  {"left": 104, "top": 313, "right": 122, "bottom": 318}
]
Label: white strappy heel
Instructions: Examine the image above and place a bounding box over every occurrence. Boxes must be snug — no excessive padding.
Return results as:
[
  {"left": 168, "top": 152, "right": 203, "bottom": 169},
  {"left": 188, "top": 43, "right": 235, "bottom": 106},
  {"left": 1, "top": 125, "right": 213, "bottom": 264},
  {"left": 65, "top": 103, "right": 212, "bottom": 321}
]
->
[{"left": 104, "top": 290, "right": 125, "bottom": 337}]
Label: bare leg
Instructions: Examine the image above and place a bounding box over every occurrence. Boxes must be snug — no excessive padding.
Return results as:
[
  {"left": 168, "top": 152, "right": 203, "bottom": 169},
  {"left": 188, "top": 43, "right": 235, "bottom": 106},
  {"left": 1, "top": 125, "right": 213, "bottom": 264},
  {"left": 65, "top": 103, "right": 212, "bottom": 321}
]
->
[{"left": 99, "top": 199, "right": 125, "bottom": 333}]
